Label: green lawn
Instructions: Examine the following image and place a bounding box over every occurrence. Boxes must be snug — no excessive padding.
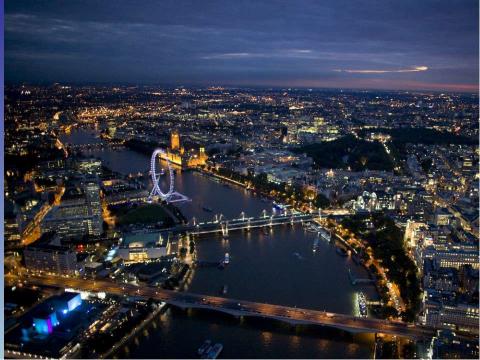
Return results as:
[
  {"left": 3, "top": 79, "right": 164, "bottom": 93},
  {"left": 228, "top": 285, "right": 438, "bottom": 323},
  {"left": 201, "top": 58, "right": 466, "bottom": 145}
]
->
[{"left": 113, "top": 204, "right": 174, "bottom": 226}]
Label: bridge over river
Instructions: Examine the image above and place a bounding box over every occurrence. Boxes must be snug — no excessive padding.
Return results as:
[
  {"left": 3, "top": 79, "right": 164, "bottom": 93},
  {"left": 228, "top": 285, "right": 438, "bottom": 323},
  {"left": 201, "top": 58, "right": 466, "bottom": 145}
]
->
[
  {"left": 187, "top": 212, "right": 314, "bottom": 236},
  {"left": 134, "top": 211, "right": 315, "bottom": 237},
  {"left": 21, "top": 274, "right": 435, "bottom": 340}
]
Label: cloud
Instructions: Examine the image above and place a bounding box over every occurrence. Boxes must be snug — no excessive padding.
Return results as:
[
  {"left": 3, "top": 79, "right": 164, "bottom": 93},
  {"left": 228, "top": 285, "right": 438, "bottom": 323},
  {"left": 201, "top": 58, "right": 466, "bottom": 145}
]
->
[
  {"left": 4, "top": 1, "right": 477, "bottom": 90},
  {"left": 334, "top": 66, "right": 429, "bottom": 74},
  {"left": 202, "top": 52, "right": 254, "bottom": 59},
  {"left": 202, "top": 49, "right": 315, "bottom": 60}
]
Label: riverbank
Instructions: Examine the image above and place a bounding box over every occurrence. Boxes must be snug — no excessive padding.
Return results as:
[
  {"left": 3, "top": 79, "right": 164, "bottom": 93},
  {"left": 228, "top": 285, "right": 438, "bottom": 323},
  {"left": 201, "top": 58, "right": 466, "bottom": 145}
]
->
[
  {"left": 103, "top": 302, "right": 168, "bottom": 359},
  {"left": 196, "top": 167, "right": 249, "bottom": 188}
]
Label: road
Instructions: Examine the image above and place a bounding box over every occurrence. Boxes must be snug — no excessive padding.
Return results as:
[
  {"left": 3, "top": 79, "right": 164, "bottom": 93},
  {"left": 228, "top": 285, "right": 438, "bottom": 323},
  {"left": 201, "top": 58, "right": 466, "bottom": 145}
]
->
[
  {"left": 13, "top": 274, "right": 435, "bottom": 340},
  {"left": 21, "top": 185, "right": 65, "bottom": 246}
]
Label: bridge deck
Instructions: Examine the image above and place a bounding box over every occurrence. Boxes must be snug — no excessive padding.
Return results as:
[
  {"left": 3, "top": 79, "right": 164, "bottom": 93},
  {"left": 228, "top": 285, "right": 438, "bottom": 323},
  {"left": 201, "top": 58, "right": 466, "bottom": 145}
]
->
[
  {"left": 187, "top": 213, "right": 313, "bottom": 235},
  {"left": 127, "top": 213, "right": 315, "bottom": 236},
  {"left": 21, "top": 274, "right": 435, "bottom": 340}
]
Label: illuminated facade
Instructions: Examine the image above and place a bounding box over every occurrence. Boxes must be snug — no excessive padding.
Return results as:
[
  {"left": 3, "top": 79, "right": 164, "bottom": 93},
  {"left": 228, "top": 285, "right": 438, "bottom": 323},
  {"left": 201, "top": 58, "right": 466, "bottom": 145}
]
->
[
  {"left": 117, "top": 233, "right": 169, "bottom": 262},
  {"left": 24, "top": 233, "right": 78, "bottom": 274},
  {"left": 425, "top": 303, "right": 479, "bottom": 334},
  {"left": 171, "top": 131, "right": 180, "bottom": 150},
  {"left": 42, "top": 180, "right": 102, "bottom": 239},
  {"left": 161, "top": 132, "right": 208, "bottom": 168},
  {"left": 33, "top": 311, "right": 58, "bottom": 335},
  {"left": 187, "top": 147, "right": 208, "bottom": 167}
]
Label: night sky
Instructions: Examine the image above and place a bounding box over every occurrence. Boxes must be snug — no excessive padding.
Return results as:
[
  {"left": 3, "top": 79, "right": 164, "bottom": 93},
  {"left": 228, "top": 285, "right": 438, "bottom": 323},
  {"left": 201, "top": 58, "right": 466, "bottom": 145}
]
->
[{"left": 5, "top": 0, "right": 479, "bottom": 92}]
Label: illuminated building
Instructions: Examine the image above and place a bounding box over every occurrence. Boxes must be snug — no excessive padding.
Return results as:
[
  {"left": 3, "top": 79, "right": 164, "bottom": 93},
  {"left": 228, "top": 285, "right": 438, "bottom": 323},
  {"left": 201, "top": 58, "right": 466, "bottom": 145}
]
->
[
  {"left": 42, "top": 203, "right": 102, "bottom": 238},
  {"left": 57, "top": 292, "right": 82, "bottom": 312},
  {"left": 280, "top": 126, "right": 288, "bottom": 143},
  {"left": 6, "top": 292, "right": 88, "bottom": 359},
  {"left": 423, "top": 248, "right": 479, "bottom": 270},
  {"left": 171, "top": 131, "right": 180, "bottom": 150},
  {"left": 116, "top": 232, "right": 169, "bottom": 262},
  {"left": 187, "top": 147, "right": 208, "bottom": 167},
  {"left": 4, "top": 217, "right": 21, "bottom": 245},
  {"left": 84, "top": 180, "right": 102, "bottom": 227},
  {"left": 42, "top": 180, "right": 102, "bottom": 239},
  {"left": 424, "top": 302, "right": 479, "bottom": 334},
  {"left": 162, "top": 131, "right": 208, "bottom": 168},
  {"left": 163, "top": 150, "right": 183, "bottom": 166},
  {"left": 4, "top": 201, "right": 21, "bottom": 247},
  {"left": 33, "top": 310, "right": 58, "bottom": 335},
  {"left": 351, "top": 191, "right": 398, "bottom": 212},
  {"left": 31, "top": 293, "right": 81, "bottom": 335},
  {"left": 76, "top": 158, "right": 102, "bottom": 176},
  {"left": 23, "top": 232, "right": 78, "bottom": 274}
]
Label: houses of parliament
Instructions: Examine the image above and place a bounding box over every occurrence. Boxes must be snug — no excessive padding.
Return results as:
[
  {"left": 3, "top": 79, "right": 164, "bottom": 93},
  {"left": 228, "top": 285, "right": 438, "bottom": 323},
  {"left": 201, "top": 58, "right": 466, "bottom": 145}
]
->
[{"left": 161, "top": 131, "right": 208, "bottom": 168}]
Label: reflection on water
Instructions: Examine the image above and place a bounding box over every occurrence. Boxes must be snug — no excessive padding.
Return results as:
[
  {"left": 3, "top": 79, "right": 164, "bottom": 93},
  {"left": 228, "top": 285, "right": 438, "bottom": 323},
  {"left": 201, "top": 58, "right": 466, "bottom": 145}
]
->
[
  {"left": 62, "top": 129, "right": 375, "bottom": 358},
  {"left": 261, "top": 331, "right": 273, "bottom": 346},
  {"left": 317, "top": 338, "right": 331, "bottom": 353},
  {"left": 289, "top": 334, "right": 300, "bottom": 351}
]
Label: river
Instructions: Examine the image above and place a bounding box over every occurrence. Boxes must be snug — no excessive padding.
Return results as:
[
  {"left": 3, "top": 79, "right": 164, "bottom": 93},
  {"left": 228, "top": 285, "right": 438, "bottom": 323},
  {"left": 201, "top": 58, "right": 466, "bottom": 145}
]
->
[{"left": 61, "top": 129, "right": 376, "bottom": 358}]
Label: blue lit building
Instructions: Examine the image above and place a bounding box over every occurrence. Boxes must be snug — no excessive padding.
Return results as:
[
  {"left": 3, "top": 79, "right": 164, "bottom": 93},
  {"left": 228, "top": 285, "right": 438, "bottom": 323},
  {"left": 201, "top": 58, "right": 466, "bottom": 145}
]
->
[
  {"left": 5, "top": 292, "right": 96, "bottom": 359},
  {"left": 33, "top": 309, "right": 59, "bottom": 335}
]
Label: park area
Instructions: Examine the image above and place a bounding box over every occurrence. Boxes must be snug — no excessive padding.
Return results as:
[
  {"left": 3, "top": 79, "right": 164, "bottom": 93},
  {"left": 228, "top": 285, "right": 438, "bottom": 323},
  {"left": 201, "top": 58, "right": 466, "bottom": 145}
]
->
[{"left": 109, "top": 203, "right": 175, "bottom": 227}]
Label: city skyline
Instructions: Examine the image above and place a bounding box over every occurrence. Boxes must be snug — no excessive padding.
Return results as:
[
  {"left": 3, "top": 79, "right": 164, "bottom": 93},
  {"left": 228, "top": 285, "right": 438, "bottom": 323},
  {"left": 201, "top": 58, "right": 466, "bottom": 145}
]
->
[
  {"left": 5, "top": 0, "right": 479, "bottom": 92},
  {"left": 3, "top": 2, "right": 479, "bottom": 359}
]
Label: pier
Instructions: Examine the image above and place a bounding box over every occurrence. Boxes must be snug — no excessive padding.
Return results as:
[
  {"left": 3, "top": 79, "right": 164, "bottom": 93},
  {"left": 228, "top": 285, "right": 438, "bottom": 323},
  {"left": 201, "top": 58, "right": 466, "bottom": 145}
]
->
[{"left": 348, "top": 268, "right": 376, "bottom": 286}]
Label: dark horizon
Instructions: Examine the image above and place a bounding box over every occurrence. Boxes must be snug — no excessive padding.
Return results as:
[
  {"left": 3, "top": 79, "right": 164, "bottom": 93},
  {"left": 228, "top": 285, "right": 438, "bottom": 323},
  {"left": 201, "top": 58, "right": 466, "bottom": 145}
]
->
[{"left": 5, "top": 80, "right": 479, "bottom": 95}]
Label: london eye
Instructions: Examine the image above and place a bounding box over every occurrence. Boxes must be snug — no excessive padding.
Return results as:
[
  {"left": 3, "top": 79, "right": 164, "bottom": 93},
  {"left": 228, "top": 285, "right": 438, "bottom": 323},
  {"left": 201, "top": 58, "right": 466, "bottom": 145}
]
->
[{"left": 149, "top": 148, "right": 189, "bottom": 203}]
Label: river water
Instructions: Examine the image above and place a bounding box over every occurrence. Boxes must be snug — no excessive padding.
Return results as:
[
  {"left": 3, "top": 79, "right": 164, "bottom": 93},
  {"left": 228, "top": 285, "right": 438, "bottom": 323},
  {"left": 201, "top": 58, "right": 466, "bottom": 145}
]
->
[{"left": 61, "top": 129, "right": 376, "bottom": 358}]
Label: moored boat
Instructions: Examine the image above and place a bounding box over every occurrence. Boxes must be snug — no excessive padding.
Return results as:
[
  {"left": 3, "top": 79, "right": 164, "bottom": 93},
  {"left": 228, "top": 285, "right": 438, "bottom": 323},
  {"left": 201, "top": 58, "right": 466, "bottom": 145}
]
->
[
  {"left": 198, "top": 340, "right": 212, "bottom": 356},
  {"left": 203, "top": 343, "right": 223, "bottom": 359},
  {"left": 358, "top": 292, "right": 368, "bottom": 317},
  {"left": 221, "top": 285, "right": 228, "bottom": 295}
]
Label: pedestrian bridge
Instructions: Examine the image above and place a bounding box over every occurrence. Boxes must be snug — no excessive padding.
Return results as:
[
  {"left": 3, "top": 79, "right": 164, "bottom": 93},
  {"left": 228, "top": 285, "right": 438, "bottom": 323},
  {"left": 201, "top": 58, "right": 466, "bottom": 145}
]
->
[
  {"left": 182, "top": 212, "right": 314, "bottom": 236},
  {"left": 134, "top": 211, "right": 316, "bottom": 237}
]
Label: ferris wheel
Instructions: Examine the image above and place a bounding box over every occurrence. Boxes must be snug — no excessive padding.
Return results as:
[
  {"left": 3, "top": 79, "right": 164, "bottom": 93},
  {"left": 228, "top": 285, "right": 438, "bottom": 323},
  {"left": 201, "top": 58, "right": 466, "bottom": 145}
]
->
[{"left": 148, "top": 148, "right": 190, "bottom": 203}]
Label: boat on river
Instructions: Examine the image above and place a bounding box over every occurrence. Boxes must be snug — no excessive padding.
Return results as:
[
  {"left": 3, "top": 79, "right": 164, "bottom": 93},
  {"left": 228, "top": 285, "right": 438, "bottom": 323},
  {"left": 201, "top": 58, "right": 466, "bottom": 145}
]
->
[
  {"left": 357, "top": 292, "right": 368, "bottom": 317},
  {"left": 198, "top": 340, "right": 212, "bottom": 356},
  {"left": 318, "top": 228, "right": 332, "bottom": 242},
  {"left": 218, "top": 253, "right": 230, "bottom": 269},
  {"left": 221, "top": 285, "right": 228, "bottom": 295},
  {"left": 203, "top": 343, "right": 223, "bottom": 359},
  {"left": 305, "top": 223, "right": 319, "bottom": 233}
]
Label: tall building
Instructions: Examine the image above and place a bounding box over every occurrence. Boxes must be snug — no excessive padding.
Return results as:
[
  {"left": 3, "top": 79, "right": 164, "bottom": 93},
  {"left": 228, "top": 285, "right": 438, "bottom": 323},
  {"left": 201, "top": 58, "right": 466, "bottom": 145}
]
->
[
  {"left": 42, "top": 181, "right": 103, "bottom": 239},
  {"left": 171, "top": 131, "right": 180, "bottom": 150},
  {"left": 187, "top": 147, "right": 208, "bottom": 167},
  {"left": 4, "top": 216, "right": 21, "bottom": 247},
  {"left": 85, "top": 180, "right": 102, "bottom": 218},
  {"left": 280, "top": 126, "right": 288, "bottom": 143},
  {"left": 164, "top": 131, "right": 208, "bottom": 168},
  {"left": 4, "top": 200, "right": 21, "bottom": 247}
]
